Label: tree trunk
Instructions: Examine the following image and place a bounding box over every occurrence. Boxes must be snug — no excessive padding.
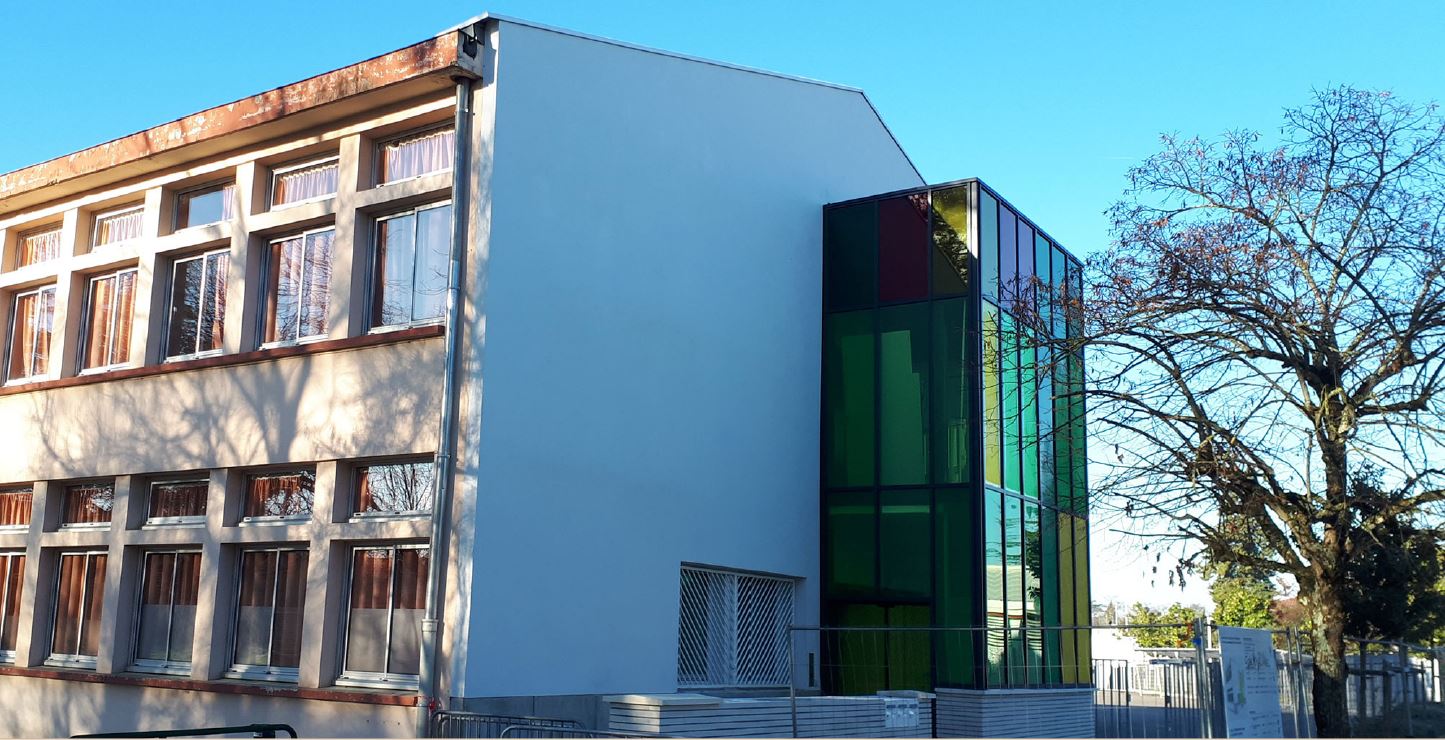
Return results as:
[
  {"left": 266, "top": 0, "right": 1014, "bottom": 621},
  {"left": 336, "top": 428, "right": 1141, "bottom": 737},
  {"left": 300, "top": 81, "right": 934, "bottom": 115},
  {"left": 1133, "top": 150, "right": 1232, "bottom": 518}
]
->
[{"left": 1310, "top": 580, "right": 1352, "bottom": 737}]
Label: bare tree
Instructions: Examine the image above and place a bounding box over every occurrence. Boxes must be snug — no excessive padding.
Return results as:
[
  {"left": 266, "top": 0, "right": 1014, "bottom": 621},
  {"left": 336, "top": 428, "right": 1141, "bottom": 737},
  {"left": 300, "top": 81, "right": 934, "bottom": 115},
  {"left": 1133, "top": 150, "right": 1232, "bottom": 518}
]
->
[{"left": 1065, "top": 87, "right": 1445, "bottom": 737}]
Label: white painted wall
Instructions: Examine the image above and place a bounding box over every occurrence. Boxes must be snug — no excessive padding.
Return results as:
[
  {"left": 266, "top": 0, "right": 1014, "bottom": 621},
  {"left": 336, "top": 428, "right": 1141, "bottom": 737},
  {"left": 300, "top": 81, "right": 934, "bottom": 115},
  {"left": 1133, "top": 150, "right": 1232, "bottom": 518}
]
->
[{"left": 458, "top": 20, "right": 922, "bottom": 698}]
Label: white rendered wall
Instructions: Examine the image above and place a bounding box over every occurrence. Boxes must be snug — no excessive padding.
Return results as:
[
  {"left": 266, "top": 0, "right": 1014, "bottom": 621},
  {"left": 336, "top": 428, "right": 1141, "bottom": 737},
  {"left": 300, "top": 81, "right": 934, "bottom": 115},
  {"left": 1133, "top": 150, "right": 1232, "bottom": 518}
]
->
[{"left": 456, "top": 20, "right": 922, "bottom": 698}]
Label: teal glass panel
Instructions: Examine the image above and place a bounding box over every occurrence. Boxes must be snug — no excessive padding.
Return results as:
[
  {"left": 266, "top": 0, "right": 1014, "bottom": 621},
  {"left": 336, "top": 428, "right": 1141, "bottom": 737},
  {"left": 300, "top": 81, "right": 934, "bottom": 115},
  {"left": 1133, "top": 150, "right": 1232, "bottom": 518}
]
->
[
  {"left": 825, "top": 490, "right": 876, "bottom": 598},
  {"left": 931, "top": 299, "right": 969, "bottom": 484},
  {"left": 1042, "top": 507, "right": 1062, "bottom": 684},
  {"left": 879, "top": 304, "right": 929, "bottom": 485},
  {"left": 984, "top": 489, "right": 1005, "bottom": 686},
  {"left": 1038, "top": 345, "right": 1056, "bottom": 506},
  {"left": 999, "top": 207, "right": 1017, "bottom": 309},
  {"left": 880, "top": 490, "right": 931, "bottom": 599},
  {"left": 1004, "top": 495, "right": 1026, "bottom": 685},
  {"left": 1051, "top": 246, "right": 1068, "bottom": 339},
  {"left": 1054, "top": 359, "right": 1073, "bottom": 512},
  {"left": 935, "top": 487, "right": 976, "bottom": 687},
  {"left": 824, "top": 311, "right": 875, "bottom": 487},
  {"left": 979, "top": 191, "right": 998, "bottom": 302},
  {"left": 1023, "top": 501, "right": 1043, "bottom": 685},
  {"left": 1001, "top": 312, "right": 1021, "bottom": 493},
  {"left": 1021, "top": 339, "right": 1039, "bottom": 499},
  {"left": 887, "top": 605, "right": 933, "bottom": 691},
  {"left": 931, "top": 187, "right": 968, "bottom": 297},
  {"left": 830, "top": 603, "right": 887, "bottom": 694},
  {"left": 824, "top": 202, "right": 877, "bottom": 311}
]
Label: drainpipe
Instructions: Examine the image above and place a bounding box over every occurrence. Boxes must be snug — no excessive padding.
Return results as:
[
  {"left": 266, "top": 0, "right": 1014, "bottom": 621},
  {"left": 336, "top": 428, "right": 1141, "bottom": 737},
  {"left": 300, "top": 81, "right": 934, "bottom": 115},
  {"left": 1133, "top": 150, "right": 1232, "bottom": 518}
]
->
[{"left": 417, "top": 71, "right": 475, "bottom": 738}]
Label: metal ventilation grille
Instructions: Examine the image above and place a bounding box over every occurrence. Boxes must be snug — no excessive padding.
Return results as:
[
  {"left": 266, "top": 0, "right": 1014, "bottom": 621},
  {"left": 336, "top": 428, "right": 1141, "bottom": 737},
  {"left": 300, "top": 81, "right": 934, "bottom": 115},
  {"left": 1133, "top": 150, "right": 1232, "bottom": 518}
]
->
[{"left": 677, "top": 565, "right": 795, "bottom": 688}]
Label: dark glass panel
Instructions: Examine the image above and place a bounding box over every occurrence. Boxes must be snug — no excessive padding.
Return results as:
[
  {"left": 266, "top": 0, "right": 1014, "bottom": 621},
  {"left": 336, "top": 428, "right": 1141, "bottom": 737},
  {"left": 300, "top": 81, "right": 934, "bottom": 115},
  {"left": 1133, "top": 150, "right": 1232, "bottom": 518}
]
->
[
  {"left": 823, "top": 310, "right": 876, "bottom": 487},
  {"left": 198, "top": 252, "right": 228, "bottom": 353},
  {"left": 828, "top": 603, "right": 887, "bottom": 695},
  {"left": 1004, "top": 496, "right": 1025, "bottom": 685},
  {"left": 930, "top": 187, "right": 968, "bottom": 297},
  {"left": 979, "top": 191, "right": 998, "bottom": 302},
  {"left": 169, "top": 552, "right": 200, "bottom": 664},
  {"left": 1036, "top": 234, "right": 1053, "bottom": 332},
  {"left": 1015, "top": 219, "right": 1034, "bottom": 312},
  {"left": 879, "top": 303, "right": 929, "bottom": 485},
  {"left": 824, "top": 203, "right": 877, "bottom": 311},
  {"left": 880, "top": 489, "right": 930, "bottom": 599},
  {"left": 1051, "top": 246, "right": 1068, "bottom": 339},
  {"left": 934, "top": 487, "right": 976, "bottom": 688},
  {"left": 999, "top": 206, "right": 1017, "bottom": 311},
  {"left": 886, "top": 604, "right": 932, "bottom": 691},
  {"left": 984, "top": 489, "right": 1005, "bottom": 686},
  {"left": 269, "top": 551, "right": 308, "bottom": 668},
  {"left": 345, "top": 548, "right": 391, "bottom": 674},
  {"left": 931, "top": 300, "right": 969, "bottom": 485},
  {"left": 234, "top": 550, "right": 277, "bottom": 667},
  {"left": 149, "top": 481, "right": 208, "bottom": 520},
  {"left": 877, "top": 195, "right": 929, "bottom": 303},
  {"left": 77, "top": 554, "right": 106, "bottom": 657},
  {"left": 135, "top": 553, "right": 176, "bottom": 662},
  {"left": 0, "top": 554, "right": 22, "bottom": 652},
  {"left": 1023, "top": 501, "right": 1042, "bottom": 685},
  {"left": 825, "top": 490, "right": 876, "bottom": 598},
  {"left": 167, "top": 257, "right": 204, "bottom": 357},
  {"left": 388, "top": 548, "right": 428, "bottom": 675}
]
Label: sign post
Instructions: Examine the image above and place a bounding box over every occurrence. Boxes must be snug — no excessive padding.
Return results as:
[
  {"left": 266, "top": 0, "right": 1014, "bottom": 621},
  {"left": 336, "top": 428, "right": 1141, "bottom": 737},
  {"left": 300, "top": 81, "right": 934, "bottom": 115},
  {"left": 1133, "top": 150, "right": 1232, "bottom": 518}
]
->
[{"left": 1218, "top": 626, "right": 1284, "bottom": 738}]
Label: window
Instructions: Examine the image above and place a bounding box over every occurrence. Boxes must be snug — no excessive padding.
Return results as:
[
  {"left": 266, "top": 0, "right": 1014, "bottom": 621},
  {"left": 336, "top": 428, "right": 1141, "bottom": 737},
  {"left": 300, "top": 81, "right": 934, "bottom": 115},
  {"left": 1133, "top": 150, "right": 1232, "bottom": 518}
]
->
[
  {"left": 6, "top": 284, "right": 55, "bottom": 383},
  {"left": 353, "top": 461, "right": 434, "bottom": 516},
  {"left": 82, "top": 267, "right": 138, "bottom": 371},
  {"left": 61, "top": 482, "right": 114, "bottom": 527},
  {"left": 372, "top": 202, "right": 451, "bottom": 328},
  {"left": 133, "top": 551, "right": 201, "bottom": 674},
  {"left": 339, "top": 544, "right": 428, "bottom": 686},
  {"left": 271, "top": 157, "right": 339, "bottom": 208},
  {"left": 376, "top": 127, "right": 454, "bottom": 184},
  {"left": 49, "top": 551, "right": 107, "bottom": 668},
  {"left": 17, "top": 225, "right": 62, "bottom": 268},
  {"left": 166, "top": 248, "right": 229, "bottom": 358},
  {"left": 0, "top": 552, "right": 24, "bottom": 662},
  {"left": 243, "top": 471, "right": 314, "bottom": 521},
  {"left": 0, "top": 487, "right": 32, "bottom": 530},
  {"left": 230, "top": 548, "right": 308, "bottom": 680},
  {"left": 176, "top": 182, "right": 235, "bottom": 229},
  {"left": 147, "top": 480, "right": 208, "bottom": 524},
  {"left": 264, "top": 228, "right": 334, "bottom": 344},
  {"left": 677, "top": 566, "right": 795, "bottom": 688},
  {"left": 92, "top": 205, "right": 144, "bottom": 248}
]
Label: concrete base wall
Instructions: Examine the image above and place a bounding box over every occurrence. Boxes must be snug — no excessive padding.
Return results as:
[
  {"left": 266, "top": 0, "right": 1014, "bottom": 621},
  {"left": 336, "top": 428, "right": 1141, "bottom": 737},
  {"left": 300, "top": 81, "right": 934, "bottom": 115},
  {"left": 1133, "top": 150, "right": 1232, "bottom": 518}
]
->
[
  {"left": 607, "top": 691, "right": 934, "bottom": 738},
  {"left": 0, "top": 674, "right": 415, "bottom": 738},
  {"left": 935, "top": 687, "right": 1094, "bottom": 738}
]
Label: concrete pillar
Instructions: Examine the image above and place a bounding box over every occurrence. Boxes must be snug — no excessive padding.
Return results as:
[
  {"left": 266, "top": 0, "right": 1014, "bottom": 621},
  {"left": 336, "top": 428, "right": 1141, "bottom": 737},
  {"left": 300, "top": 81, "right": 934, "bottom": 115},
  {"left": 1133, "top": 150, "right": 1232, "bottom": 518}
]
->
[
  {"left": 332, "top": 133, "right": 366, "bottom": 339},
  {"left": 225, "top": 162, "right": 260, "bottom": 354}
]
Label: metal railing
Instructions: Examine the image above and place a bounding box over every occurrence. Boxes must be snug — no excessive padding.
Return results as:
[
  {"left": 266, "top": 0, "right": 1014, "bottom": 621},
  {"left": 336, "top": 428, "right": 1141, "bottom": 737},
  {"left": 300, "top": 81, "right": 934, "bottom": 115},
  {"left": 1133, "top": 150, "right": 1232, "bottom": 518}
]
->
[
  {"left": 430, "top": 712, "right": 582, "bottom": 738},
  {"left": 73, "top": 725, "right": 298, "bottom": 739},
  {"left": 499, "top": 727, "right": 652, "bottom": 738}
]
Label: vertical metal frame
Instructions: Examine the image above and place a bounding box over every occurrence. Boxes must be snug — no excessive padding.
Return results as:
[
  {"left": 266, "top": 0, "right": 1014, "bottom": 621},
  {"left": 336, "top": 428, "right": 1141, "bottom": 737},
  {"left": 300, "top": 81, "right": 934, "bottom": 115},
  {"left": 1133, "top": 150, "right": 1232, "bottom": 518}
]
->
[
  {"left": 129, "top": 549, "right": 201, "bottom": 674},
  {"left": 163, "top": 246, "right": 231, "bottom": 360},
  {"left": 367, "top": 200, "right": 453, "bottom": 331},
  {"left": 77, "top": 266, "right": 140, "bottom": 373},
  {"left": 4, "top": 284, "right": 57, "bottom": 383},
  {"left": 226, "top": 546, "right": 306, "bottom": 682},
  {"left": 46, "top": 549, "right": 107, "bottom": 667},
  {"left": 258, "top": 226, "right": 337, "bottom": 347},
  {"left": 336, "top": 542, "right": 428, "bottom": 688}
]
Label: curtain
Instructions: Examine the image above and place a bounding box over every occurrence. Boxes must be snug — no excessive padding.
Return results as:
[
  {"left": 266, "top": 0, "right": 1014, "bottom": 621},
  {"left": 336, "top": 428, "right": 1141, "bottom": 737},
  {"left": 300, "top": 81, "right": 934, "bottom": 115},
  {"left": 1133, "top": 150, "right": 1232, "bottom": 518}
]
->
[
  {"left": 0, "top": 489, "right": 31, "bottom": 527},
  {"left": 19, "top": 227, "right": 61, "bottom": 267},
  {"left": 7, "top": 287, "right": 55, "bottom": 381},
  {"left": 300, "top": 230, "right": 333, "bottom": 338},
  {"left": 84, "top": 275, "right": 116, "bottom": 369},
  {"left": 79, "top": 554, "right": 106, "bottom": 657},
  {"left": 270, "top": 551, "right": 308, "bottom": 668},
  {"left": 94, "top": 207, "right": 143, "bottom": 246},
  {"left": 135, "top": 553, "right": 175, "bottom": 661},
  {"left": 199, "top": 252, "right": 228, "bottom": 352},
  {"left": 52, "top": 554, "right": 86, "bottom": 655},
  {"left": 266, "top": 237, "right": 303, "bottom": 343},
  {"left": 149, "top": 481, "right": 207, "bottom": 519},
  {"left": 1, "top": 555, "right": 23, "bottom": 651},
  {"left": 168, "top": 552, "right": 201, "bottom": 663},
  {"left": 266, "top": 230, "right": 333, "bottom": 343},
  {"left": 354, "top": 462, "right": 433, "bottom": 515},
  {"left": 380, "top": 128, "right": 455, "bottom": 183},
  {"left": 63, "top": 484, "right": 114, "bottom": 525},
  {"left": 273, "top": 161, "right": 338, "bottom": 206},
  {"left": 244, "top": 472, "right": 315, "bottom": 518}
]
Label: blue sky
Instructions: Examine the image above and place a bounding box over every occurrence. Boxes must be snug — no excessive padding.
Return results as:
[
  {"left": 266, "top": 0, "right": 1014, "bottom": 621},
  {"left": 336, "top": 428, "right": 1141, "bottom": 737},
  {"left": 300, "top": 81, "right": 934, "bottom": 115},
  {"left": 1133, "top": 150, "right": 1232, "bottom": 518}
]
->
[{"left": 4, "top": 0, "right": 1442, "bottom": 606}]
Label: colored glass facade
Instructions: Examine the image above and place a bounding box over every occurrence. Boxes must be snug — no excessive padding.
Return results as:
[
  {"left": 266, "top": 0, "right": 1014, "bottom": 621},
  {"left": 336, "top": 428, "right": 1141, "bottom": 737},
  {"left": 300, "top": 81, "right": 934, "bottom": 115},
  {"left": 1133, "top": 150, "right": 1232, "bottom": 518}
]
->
[{"left": 822, "top": 180, "right": 1090, "bottom": 690}]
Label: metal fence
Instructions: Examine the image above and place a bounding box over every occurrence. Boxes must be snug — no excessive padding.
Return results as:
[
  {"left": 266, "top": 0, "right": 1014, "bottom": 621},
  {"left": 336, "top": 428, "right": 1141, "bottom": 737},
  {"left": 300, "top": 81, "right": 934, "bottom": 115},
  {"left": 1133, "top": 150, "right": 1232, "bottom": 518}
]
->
[
  {"left": 430, "top": 712, "right": 583, "bottom": 738},
  {"left": 1345, "top": 638, "right": 1445, "bottom": 735}
]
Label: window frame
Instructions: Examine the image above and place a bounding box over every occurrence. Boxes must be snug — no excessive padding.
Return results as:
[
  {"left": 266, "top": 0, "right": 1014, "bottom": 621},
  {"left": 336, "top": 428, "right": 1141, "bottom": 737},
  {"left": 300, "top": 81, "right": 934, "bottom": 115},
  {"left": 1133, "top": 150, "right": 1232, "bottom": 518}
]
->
[
  {"left": 78, "top": 265, "right": 140, "bottom": 374},
  {"left": 58, "top": 480, "right": 115, "bottom": 530},
  {"left": 239, "top": 469, "right": 315, "bottom": 525},
  {"left": 46, "top": 549, "right": 108, "bottom": 669},
  {"left": 336, "top": 542, "right": 428, "bottom": 689},
  {"left": 129, "top": 549, "right": 202, "bottom": 676},
  {"left": 225, "top": 546, "right": 307, "bottom": 683},
  {"left": 5, "top": 283, "right": 57, "bottom": 385},
  {"left": 173, "top": 180, "right": 236, "bottom": 231},
  {"left": 367, "top": 200, "right": 452, "bottom": 333},
  {"left": 90, "top": 203, "right": 145, "bottom": 249},
  {"left": 269, "top": 156, "right": 340, "bottom": 211},
  {"left": 350, "top": 458, "right": 435, "bottom": 521},
  {"left": 15, "top": 223, "right": 63, "bottom": 269},
  {"left": 0, "top": 551, "right": 25, "bottom": 663},
  {"left": 164, "top": 247, "right": 231, "bottom": 361},
  {"left": 143, "top": 478, "right": 209, "bottom": 528},
  {"left": 373, "top": 124, "right": 455, "bottom": 186},
  {"left": 0, "top": 486, "right": 33, "bottom": 532},
  {"left": 259, "top": 225, "right": 336, "bottom": 349}
]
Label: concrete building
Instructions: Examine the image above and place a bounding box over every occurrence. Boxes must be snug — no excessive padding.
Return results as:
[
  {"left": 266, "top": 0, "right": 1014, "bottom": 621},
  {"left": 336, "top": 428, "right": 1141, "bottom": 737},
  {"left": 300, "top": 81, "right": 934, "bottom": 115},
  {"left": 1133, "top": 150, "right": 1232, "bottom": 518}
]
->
[{"left": 0, "top": 13, "right": 1087, "bottom": 739}]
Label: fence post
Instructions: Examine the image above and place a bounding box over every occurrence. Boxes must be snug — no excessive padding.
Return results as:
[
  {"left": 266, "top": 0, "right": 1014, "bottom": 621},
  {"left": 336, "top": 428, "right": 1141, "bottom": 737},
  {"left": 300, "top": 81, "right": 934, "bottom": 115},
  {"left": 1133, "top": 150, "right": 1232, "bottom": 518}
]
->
[
  {"left": 788, "top": 628, "right": 799, "bottom": 739},
  {"left": 1398, "top": 642, "right": 1412, "bottom": 737},
  {"left": 1194, "top": 616, "right": 1212, "bottom": 739}
]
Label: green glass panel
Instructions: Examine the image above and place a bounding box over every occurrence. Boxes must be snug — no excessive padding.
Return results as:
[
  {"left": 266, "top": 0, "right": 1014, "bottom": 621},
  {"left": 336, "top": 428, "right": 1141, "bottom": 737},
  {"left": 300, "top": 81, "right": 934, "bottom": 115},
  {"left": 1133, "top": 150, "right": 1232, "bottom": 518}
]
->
[
  {"left": 1070, "top": 352, "right": 1087, "bottom": 515},
  {"left": 1042, "top": 507, "right": 1062, "bottom": 685},
  {"left": 1058, "top": 512, "right": 1077, "bottom": 684},
  {"left": 880, "top": 490, "right": 930, "bottom": 599},
  {"left": 830, "top": 604, "right": 887, "bottom": 695},
  {"left": 824, "top": 202, "right": 877, "bottom": 311},
  {"left": 931, "top": 186, "right": 968, "bottom": 297},
  {"left": 879, "top": 304, "right": 929, "bottom": 486},
  {"left": 1004, "top": 496, "right": 1025, "bottom": 686},
  {"left": 931, "top": 300, "right": 969, "bottom": 485},
  {"left": 1021, "top": 338, "right": 1039, "bottom": 499},
  {"left": 984, "top": 488, "right": 1005, "bottom": 686},
  {"left": 982, "top": 302, "right": 1002, "bottom": 487},
  {"left": 887, "top": 605, "right": 933, "bottom": 691},
  {"left": 980, "top": 191, "right": 998, "bottom": 302},
  {"left": 1073, "top": 516, "right": 1092, "bottom": 683},
  {"left": 1038, "top": 346, "right": 1056, "bottom": 506},
  {"left": 823, "top": 311, "right": 875, "bottom": 487},
  {"left": 1001, "top": 313, "right": 1021, "bottom": 493},
  {"left": 934, "top": 486, "right": 976, "bottom": 687},
  {"left": 825, "top": 490, "right": 876, "bottom": 598},
  {"left": 1054, "top": 359, "right": 1073, "bottom": 512},
  {"left": 1023, "top": 501, "right": 1042, "bottom": 685}
]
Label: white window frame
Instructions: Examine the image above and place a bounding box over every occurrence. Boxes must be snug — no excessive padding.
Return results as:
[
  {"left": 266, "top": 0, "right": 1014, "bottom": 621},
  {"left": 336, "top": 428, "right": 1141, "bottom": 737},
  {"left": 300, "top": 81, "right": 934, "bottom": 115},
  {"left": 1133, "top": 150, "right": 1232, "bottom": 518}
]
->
[
  {"left": 164, "top": 247, "right": 230, "bottom": 361},
  {"left": 0, "top": 487, "right": 31, "bottom": 533},
  {"left": 335, "top": 543, "right": 427, "bottom": 690},
  {"left": 676, "top": 564, "right": 797, "bottom": 689},
  {"left": 260, "top": 226, "right": 335, "bottom": 349},
  {"left": 373, "top": 124, "right": 455, "bottom": 186},
  {"left": 78, "top": 266, "right": 139, "bottom": 375},
  {"left": 225, "top": 546, "right": 307, "bottom": 683},
  {"left": 46, "top": 549, "right": 108, "bottom": 670},
  {"left": 5, "top": 284, "right": 57, "bottom": 385},
  {"left": 238, "top": 470, "right": 315, "bottom": 526},
  {"left": 129, "top": 549, "right": 201, "bottom": 676},
  {"left": 15, "top": 223, "right": 63, "bottom": 269},
  {"left": 269, "top": 156, "right": 340, "bottom": 210},
  {"left": 173, "top": 180, "right": 236, "bottom": 231},
  {"left": 57, "top": 481, "right": 114, "bottom": 531},
  {"left": 0, "top": 551, "right": 24, "bottom": 663},
  {"left": 143, "top": 479, "right": 209, "bottom": 528},
  {"left": 90, "top": 204, "right": 145, "bottom": 249},
  {"left": 368, "top": 200, "right": 452, "bottom": 333}
]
